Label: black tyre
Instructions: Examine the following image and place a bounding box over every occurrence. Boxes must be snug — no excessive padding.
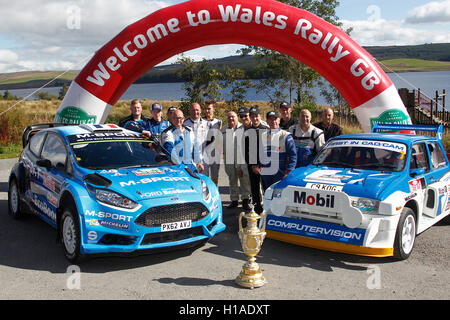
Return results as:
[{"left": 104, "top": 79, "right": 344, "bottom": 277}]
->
[
  {"left": 393, "top": 207, "right": 416, "bottom": 260},
  {"left": 8, "top": 178, "right": 25, "bottom": 219},
  {"left": 60, "top": 204, "right": 84, "bottom": 263}
]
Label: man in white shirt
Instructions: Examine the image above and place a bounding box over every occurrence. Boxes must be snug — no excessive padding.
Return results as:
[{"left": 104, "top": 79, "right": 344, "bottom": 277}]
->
[
  {"left": 204, "top": 101, "right": 222, "bottom": 185},
  {"left": 183, "top": 102, "right": 210, "bottom": 175},
  {"left": 288, "top": 109, "right": 325, "bottom": 167}
]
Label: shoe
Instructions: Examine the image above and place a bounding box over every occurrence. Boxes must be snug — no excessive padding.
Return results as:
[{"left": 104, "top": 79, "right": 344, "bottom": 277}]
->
[
  {"left": 242, "top": 199, "right": 252, "bottom": 211},
  {"left": 227, "top": 201, "right": 238, "bottom": 209}
]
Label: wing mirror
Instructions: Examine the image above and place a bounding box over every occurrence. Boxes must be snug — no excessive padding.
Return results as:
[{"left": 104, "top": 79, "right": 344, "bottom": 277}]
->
[
  {"left": 410, "top": 167, "right": 425, "bottom": 177},
  {"left": 36, "top": 159, "right": 52, "bottom": 170}
]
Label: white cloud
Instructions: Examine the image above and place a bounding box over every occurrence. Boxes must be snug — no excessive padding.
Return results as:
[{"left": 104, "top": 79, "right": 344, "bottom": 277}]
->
[
  {"left": 0, "top": 49, "right": 19, "bottom": 63},
  {"left": 405, "top": 0, "right": 450, "bottom": 24},
  {"left": 341, "top": 19, "right": 450, "bottom": 46}
]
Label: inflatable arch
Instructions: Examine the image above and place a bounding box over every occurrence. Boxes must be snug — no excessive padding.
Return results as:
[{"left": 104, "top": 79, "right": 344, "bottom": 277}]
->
[{"left": 56, "top": 0, "right": 411, "bottom": 132}]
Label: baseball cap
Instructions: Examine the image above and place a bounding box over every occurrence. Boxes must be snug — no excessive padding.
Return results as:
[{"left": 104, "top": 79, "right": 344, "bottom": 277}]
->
[
  {"left": 151, "top": 103, "right": 162, "bottom": 111},
  {"left": 238, "top": 107, "right": 249, "bottom": 115},
  {"left": 168, "top": 106, "right": 177, "bottom": 112},
  {"left": 266, "top": 110, "right": 280, "bottom": 118},
  {"left": 279, "top": 102, "right": 289, "bottom": 109},
  {"left": 249, "top": 106, "right": 260, "bottom": 114}
]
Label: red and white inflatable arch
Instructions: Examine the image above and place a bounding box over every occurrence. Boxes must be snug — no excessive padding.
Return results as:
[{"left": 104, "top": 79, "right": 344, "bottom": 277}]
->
[{"left": 56, "top": 0, "right": 411, "bottom": 132}]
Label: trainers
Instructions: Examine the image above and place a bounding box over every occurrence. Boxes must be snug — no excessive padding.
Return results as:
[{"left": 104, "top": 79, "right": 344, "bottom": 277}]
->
[
  {"left": 227, "top": 201, "right": 238, "bottom": 209},
  {"left": 242, "top": 199, "right": 252, "bottom": 211}
]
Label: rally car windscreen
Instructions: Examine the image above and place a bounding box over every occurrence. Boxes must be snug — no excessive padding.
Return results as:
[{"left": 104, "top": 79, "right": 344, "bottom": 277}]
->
[
  {"left": 70, "top": 139, "right": 172, "bottom": 170},
  {"left": 313, "top": 139, "right": 408, "bottom": 172}
]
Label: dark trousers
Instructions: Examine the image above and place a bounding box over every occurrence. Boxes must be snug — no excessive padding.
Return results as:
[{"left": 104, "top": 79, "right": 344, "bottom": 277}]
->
[{"left": 247, "top": 165, "right": 265, "bottom": 211}]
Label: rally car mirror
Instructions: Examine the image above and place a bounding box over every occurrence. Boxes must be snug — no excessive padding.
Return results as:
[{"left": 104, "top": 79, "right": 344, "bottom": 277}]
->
[
  {"left": 410, "top": 167, "right": 425, "bottom": 177},
  {"left": 36, "top": 159, "right": 52, "bottom": 171}
]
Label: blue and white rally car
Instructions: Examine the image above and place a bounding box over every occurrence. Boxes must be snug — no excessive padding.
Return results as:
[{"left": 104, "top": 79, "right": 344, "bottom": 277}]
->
[
  {"left": 8, "top": 123, "right": 224, "bottom": 262},
  {"left": 263, "top": 124, "right": 450, "bottom": 260}
]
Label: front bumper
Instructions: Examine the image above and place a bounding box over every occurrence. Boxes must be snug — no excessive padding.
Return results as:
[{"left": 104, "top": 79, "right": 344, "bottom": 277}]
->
[{"left": 78, "top": 195, "right": 225, "bottom": 255}]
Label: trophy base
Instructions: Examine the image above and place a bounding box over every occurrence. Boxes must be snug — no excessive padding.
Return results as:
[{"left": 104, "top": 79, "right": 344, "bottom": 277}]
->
[{"left": 235, "top": 262, "right": 267, "bottom": 289}]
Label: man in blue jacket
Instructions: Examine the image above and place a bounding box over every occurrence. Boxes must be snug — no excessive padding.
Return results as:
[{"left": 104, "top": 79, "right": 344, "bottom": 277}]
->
[
  {"left": 148, "top": 102, "right": 170, "bottom": 142},
  {"left": 257, "top": 110, "right": 297, "bottom": 190},
  {"left": 161, "top": 109, "right": 204, "bottom": 173}
]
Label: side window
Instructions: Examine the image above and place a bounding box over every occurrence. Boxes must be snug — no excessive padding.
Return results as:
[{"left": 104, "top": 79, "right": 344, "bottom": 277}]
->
[
  {"left": 29, "top": 131, "right": 47, "bottom": 157},
  {"left": 427, "top": 142, "right": 446, "bottom": 170},
  {"left": 41, "top": 134, "right": 67, "bottom": 169},
  {"left": 410, "top": 143, "right": 430, "bottom": 172}
]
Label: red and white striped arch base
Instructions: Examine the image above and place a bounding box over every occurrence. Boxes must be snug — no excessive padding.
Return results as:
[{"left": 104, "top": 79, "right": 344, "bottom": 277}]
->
[{"left": 55, "top": 0, "right": 411, "bottom": 132}]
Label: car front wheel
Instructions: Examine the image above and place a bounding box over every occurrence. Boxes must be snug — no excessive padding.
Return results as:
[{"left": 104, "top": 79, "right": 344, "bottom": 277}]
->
[
  {"left": 60, "top": 205, "right": 84, "bottom": 263},
  {"left": 393, "top": 207, "right": 416, "bottom": 260}
]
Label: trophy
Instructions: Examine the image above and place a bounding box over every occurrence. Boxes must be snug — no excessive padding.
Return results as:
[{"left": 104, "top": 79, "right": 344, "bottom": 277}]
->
[{"left": 235, "top": 210, "right": 267, "bottom": 289}]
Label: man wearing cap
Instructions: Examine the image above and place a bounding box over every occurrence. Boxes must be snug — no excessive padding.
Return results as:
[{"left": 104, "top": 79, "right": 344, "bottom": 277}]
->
[
  {"left": 119, "top": 99, "right": 152, "bottom": 139},
  {"left": 279, "top": 102, "right": 298, "bottom": 130},
  {"left": 184, "top": 102, "right": 210, "bottom": 176},
  {"left": 204, "top": 101, "right": 222, "bottom": 185},
  {"left": 245, "top": 106, "right": 269, "bottom": 214},
  {"left": 161, "top": 109, "right": 204, "bottom": 173},
  {"left": 148, "top": 102, "right": 170, "bottom": 142},
  {"left": 314, "top": 107, "right": 343, "bottom": 141},
  {"left": 256, "top": 110, "right": 297, "bottom": 189},
  {"left": 222, "top": 109, "right": 252, "bottom": 210},
  {"left": 167, "top": 106, "right": 178, "bottom": 126},
  {"left": 289, "top": 109, "right": 325, "bottom": 167}
]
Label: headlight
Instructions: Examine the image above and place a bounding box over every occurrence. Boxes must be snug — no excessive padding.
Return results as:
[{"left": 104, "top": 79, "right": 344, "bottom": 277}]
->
[
  {"left": 201, "top": 179, "right": 211, "bottom": 202},
  {"left": 87, "top": 185, "right": 138, "bottom": 210},
  {"left": 351, "top": 197, "right": 379, "bottom": 213}
]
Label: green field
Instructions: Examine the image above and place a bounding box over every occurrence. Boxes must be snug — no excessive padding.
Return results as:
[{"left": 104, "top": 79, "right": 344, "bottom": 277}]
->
[{"left": 379, "top": 59, "right": 450, "bottom": 72}]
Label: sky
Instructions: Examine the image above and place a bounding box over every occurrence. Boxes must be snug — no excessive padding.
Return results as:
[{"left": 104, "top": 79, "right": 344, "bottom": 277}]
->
[{"left": 0, "top": 0, "right": 449, "bottom": 73}]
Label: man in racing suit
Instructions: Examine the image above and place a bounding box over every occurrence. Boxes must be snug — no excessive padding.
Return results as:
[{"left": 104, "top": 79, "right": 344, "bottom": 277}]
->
[
  {"left": 118, "top": 99, "right": 151, "bottom": 138},
  {"left": 257, "top": 110, "right": 297, "bottom": 189},
  {"left": 148, "top": 102, "right": 170, "bottom": 142},
  {"left": 161, "top": 109, "right": 204, "bottom": 173},
  {"left": 288, "top": 109, "right": 325, "bottom": 167}
]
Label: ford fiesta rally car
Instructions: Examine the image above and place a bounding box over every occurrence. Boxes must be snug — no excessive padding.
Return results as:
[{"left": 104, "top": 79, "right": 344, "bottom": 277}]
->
[
  {"left": 263, "top": 124, "right": 450, "bottom": 260},
  {"left": 8, "top": 124, "right": 225, "bottom": 262}
]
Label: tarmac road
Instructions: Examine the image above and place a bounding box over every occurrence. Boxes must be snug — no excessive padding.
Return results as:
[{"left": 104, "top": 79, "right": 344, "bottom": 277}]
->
[{"left": 0, "top": 158, "right": 449, "bottom": 301}]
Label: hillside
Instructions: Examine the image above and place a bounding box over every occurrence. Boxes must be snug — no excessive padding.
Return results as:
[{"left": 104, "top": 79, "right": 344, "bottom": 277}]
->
[{"left": 1, "top": 43, "right": 450, "bottom": 90}]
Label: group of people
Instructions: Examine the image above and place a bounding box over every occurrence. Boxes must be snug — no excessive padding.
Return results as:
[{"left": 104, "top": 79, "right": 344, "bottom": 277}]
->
[{"left": 118, "top": 99, "right": 343, "bottom": 214}]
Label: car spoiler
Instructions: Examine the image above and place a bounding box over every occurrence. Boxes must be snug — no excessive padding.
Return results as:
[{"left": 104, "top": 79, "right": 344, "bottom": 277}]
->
[
  {"left": 22, "top": 123, "right": 72, "bottom": 148},
  {"left": 371, "top": 123, "right": 444, "bottom": 140}
]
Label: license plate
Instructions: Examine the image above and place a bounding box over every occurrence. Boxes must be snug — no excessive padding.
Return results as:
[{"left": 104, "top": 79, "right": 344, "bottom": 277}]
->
[{"left": 161, "top": 220, "right": 192, "bottom": 232}]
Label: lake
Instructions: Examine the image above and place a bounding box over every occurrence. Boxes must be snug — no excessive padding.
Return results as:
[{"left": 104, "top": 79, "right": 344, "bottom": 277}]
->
[{"left": 2, "top": 70, "right": 449, "bottom": 108}]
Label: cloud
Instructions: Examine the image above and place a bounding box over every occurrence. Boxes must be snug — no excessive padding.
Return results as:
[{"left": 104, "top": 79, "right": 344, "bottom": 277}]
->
[
  {"left": 0, "top": 50, "right": 19, "bottom": 63},
  {"left": 405, "top": 0, "right": 450, "bottom": 24},
  {"left": 340, "top": 18, "right": 450, "bottom": 46}
]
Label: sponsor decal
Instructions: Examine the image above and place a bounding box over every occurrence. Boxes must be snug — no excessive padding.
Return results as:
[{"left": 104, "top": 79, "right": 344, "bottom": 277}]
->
[
  {"left": 132, "top": 168, "right": 164, "bottom": 176},
  {"left": 120, "top": 176, "right": 190, "bottom": 187},
  {"left": 55, "top": 106, "right": 97, "bottom": 124},
  {"left": 87, "top": 231, "right": 98, "bottom": 241},
  {"left": 409, "top": 179, "right": 422, "bottom": 192},
  {"left": 85, "top": 210, "right": 133, "bottom": 222},
  {"left": 370, "top": 109, "right": 411, "bottom": 128},
  {"left": 31, "top": 195, "right": 57, "bottom": 221},
  {"left": 326, "top": 139, "right": 406, "bottom": 153},
  {"left": 293, "top": 191, "right": 335, "bottom": 208},
  {"left": 266, "top": 215, "right": 365, "bottom": 245}
]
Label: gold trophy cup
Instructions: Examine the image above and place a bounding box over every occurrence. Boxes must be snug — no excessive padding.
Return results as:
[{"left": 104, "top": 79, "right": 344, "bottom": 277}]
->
[{"left": 235, "top": 210, "right": 267, "bottom": 289}]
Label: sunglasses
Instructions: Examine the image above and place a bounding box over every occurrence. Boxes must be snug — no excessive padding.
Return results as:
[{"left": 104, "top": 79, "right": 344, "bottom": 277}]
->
[{"left": 239, "top": 114, "right": 249, "bottom": 119}]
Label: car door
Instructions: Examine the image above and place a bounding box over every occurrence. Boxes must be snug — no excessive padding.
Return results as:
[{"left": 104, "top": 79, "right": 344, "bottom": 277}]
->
[
  {"left": 422, "top": 141, "right": 449, "bottom": 218},
  {"left": 32, "top": 132, "right": 68, "bottom": 226}
]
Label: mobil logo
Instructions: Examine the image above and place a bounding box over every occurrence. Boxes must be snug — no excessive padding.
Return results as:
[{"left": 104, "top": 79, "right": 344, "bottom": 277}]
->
[{"left": 293, "top": 191, "right": 335, "bottom": 208}]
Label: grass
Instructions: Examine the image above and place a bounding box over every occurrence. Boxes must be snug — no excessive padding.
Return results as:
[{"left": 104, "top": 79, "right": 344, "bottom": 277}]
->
[{"left": 379, "top": 58, "right": 450, "bottom": 72}]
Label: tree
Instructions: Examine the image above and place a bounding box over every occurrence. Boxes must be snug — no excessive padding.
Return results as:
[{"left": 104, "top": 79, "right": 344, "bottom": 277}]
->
[
  {"left": 176, "top": 56, "right": 223, "bottom": 114},
  {"left": 222, "top": 67, "right": 254, "bottom": 109},
  {"left": 58, "top": 83, "right": 69, "bottom": 100}
]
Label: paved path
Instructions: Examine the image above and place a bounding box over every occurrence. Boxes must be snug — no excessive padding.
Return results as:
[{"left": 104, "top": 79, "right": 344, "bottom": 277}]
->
[{"left": 0, "top": 158, "right": 449, "bottom": 301}]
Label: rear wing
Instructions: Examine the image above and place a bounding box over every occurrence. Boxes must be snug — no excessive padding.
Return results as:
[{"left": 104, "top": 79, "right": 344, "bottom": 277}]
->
[
  {"left": 22, "top": 123, "right": 72, "bottom": 148},
  {"left": 371, "top": 124, "right": 444, "bottom": 141}
]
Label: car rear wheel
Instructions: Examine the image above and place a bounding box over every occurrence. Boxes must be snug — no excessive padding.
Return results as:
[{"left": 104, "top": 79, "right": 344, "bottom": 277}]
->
[
  {"left": 8, "top": 178, "right": 25, "bottom": 219},
  {"left": 61, "top": 205, "right": 84, "bottom": 263},
  {"left": 393, "top": 207, "right": 416, "bottom": 260}
]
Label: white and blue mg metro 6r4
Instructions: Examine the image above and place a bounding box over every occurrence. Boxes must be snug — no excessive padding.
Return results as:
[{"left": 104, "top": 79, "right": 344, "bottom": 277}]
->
[
  {"left": 8, "top": 124, "right": 224, "bottom": 262},
  {"left": 263, "top": 124, "right": 450, "bottom": 260}
]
